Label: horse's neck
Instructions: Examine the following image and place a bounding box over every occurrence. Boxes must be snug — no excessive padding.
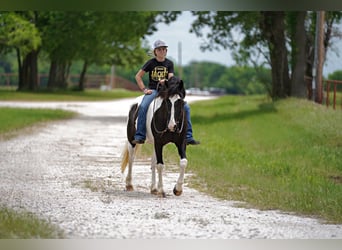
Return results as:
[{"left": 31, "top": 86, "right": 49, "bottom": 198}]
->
[
  {"left": 152, "top": 96, "right": 164, "bottom": 110},
  {"left": 146, "top": 97, "right": 163, "bottom": 122}
]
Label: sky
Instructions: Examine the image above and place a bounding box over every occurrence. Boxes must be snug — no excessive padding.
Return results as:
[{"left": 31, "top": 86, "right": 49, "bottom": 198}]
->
[{"left": 145, "top": 11, "right": 342, "bottom": 77}]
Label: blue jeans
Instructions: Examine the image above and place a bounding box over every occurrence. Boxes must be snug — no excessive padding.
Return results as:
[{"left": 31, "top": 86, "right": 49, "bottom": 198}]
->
[{"left": 134, "top": 90, "right": 194, "bottom": 141}]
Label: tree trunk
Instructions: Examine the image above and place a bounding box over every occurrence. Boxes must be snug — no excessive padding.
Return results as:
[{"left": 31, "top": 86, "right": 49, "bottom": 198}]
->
[
  {"left": 17, "top": 50, "right": 39, "bottom": 91},
  {"left": 47, "top": 60, "right": 57, "bottom": 89},
  {"left": 47, "top": 59, "right": 68, "bottom": 89},
  {"left": 290, "top": 12, "right": 307, "bottom": 98},
  {"left": 305, "top": 19, "right": 316, "bottom": 100},
  {"left": 78, "top": 60, "right": 88, "bottom": 91},
  {"left": 260, "top": 11, "right": 291, "bottom": 99},
  {"left": 16, "top": 48, "right": 23, "bottom": 91}
]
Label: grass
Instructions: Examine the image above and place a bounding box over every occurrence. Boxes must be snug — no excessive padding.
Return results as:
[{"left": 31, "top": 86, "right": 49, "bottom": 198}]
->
[
  {"left": 0, "top": 107, "right": 76, "bottom": 138},
  {"left": 0, "top": 87, "right": 140, "bottom": 101},
  {"left": 0, "top": 87, "right": 140, "bottom": 140},
  {"left": 0, "top": 207, "right": 64, "bottom": 238},
  {"left": 184, "top": 95, "right": 342, "bottom": 223}
]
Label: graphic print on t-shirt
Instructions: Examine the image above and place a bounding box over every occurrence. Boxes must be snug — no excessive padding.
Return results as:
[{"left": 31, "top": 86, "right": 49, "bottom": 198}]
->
[{"left": 151, "top": 66, "right": 168, "bottom": 81}]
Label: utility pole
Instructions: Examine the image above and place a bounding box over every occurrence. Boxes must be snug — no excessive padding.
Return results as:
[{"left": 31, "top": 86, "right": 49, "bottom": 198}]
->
[
  {"left": 178, "top": 41, "right": 183, "bottom": 80},
  {"left": 313, "top": 11, "right": 325, "bottom": 104}
]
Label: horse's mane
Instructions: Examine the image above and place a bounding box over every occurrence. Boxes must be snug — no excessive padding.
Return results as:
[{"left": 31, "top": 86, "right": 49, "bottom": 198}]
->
[{"left": 157, "top": 76, "right": 186, "bottom": 99}]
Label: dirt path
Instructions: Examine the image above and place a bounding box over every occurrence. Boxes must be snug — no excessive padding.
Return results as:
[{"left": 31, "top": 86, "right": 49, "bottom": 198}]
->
[{"left": 0, "top": 97, "right": 341, "bottom": 239}]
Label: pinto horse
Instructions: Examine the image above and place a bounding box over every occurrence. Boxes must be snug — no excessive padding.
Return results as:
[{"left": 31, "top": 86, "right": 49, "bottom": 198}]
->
[{"left": 120, "top": 76, "right": 187, "bottom": 197}]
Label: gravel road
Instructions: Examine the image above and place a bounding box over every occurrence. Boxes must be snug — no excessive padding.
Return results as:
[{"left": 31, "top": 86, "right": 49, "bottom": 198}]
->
[{"left": 0, "top": 96, "right": 341, "bottom": 239}]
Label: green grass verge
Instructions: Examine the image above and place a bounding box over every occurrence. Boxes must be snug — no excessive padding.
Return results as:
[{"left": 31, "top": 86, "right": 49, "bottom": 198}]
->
[
  {"left": 184, "top": 95, "right": 342, "bottom": 223},
  {"left": 0, "top": 107, "right": 76, "bottom": 140},
  {"left": 0, "top": 88, "right": 140, "bottom": 101},
  {"left": 0, "top": 207, "right": 64, "bottom": 238}
]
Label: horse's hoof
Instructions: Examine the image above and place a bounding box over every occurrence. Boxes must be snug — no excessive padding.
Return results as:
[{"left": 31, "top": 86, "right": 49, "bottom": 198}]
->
[
  {"left": 151, "top": 189, "right": 158, "bottom": 195},
  {"left": 126, "top": 185, "right": 134, "bottom": 191},
  {"left": 161, "top": 192, "right": 166, "bottom": 198},
  {"left": 173, "top": 186, "right": 183, "bottom": 196}
]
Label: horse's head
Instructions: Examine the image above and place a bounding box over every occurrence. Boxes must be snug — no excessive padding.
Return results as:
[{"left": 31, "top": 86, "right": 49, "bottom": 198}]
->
[
  {"left": 165, "top": 76, "right": 186, "bottom": 99},
  {"left": 157, "top": 76, "right": 186, "bottom": 100},
  {"left": 154, "top": 76, "right": 187, "bottom": 134}
]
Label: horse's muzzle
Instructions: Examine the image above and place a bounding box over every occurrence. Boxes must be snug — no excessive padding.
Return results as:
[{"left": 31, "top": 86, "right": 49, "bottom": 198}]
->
[{"left": 168, "top": 124, "right": 177, "bottom": 132}]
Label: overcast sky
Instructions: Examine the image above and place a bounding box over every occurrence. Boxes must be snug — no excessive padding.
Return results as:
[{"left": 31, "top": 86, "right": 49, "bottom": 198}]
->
[{"left": 145, "top": 11, "right": 342, "bottom": 77}]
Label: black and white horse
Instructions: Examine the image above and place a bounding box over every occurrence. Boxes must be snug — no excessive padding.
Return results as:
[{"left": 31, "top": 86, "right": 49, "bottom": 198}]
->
[{"left": 120, "top": 76, "right": 187, "bottom": 197}]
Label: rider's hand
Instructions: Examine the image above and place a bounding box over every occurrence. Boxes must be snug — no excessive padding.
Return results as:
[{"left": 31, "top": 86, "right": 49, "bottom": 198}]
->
[
  {"left": 143, "top": 88, "right": 153, "bottom": 95},
  {"left": 159, "top": 79, "right": 167, "bottom": 84}
]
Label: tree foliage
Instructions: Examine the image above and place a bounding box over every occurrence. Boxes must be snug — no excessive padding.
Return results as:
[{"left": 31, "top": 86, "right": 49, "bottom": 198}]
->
[
  {"left": 0, "top": 11, "right": 160, "bottom": 91},
  {"left": 0, "top": 12, "right": 41, "bottom": 57},
  {"left": 190, "top": 11, "right": 342, "bottom": 100},
  {"left": 181, "top": 62, "right": 269, "bottom": 95},
  {"left": 1, "top": 11, "right": 342, "bottom": 97}
]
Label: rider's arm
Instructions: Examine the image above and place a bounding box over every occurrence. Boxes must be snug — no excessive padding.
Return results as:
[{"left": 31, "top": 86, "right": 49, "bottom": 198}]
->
[{"left": 135, "top": 69, "right": 152, "bottom": 94}]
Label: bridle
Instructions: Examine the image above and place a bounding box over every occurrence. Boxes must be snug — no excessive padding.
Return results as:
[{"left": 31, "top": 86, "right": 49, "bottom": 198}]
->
[{"left": 152, "top": 83, "right": 185, "bottom": 135}]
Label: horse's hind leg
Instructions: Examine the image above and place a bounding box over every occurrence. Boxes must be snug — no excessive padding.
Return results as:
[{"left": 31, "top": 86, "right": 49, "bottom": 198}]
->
[
  {"left": 125, "top": 144, "right": 136, "bottom": 191},
  {"left": 150, "top": 150, "right": 158, "bottom": 195},
  {"left": 125, "top": 103, "right": 138, "bottom": 191}
]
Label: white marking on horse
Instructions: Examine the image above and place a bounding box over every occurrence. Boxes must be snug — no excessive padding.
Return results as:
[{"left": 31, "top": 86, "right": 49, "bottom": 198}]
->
[{"left": 168, "top": 95, "right": 181, "bottom": 132}]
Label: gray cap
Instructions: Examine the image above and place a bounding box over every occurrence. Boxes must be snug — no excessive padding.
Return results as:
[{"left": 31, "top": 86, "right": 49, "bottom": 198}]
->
[{"left": 153, "top": 40, "right": 168, "bottom": 49}]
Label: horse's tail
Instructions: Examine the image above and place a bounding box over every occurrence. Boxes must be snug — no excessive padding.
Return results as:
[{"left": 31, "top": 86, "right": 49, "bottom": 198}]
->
[
  {"left": 120, "top": 143, "right": 129, "bottom": 173},
  {"left": 120, "top": 142, "right": 141, "bottom": 173}
]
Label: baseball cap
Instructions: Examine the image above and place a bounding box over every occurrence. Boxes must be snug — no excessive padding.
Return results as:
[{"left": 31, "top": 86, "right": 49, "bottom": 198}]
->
[{"left": 153, "top": 40, "right": 168, "bottom": 49}]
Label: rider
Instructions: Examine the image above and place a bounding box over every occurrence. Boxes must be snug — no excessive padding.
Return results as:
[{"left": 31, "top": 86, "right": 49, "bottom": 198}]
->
[{"left": 132, "top": 39, "right": 200, "bottom": 146}]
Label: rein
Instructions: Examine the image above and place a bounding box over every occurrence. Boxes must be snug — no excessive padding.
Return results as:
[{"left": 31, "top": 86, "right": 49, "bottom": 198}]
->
[{"left": 152, "top": 98, "right": 170, "bottom": 135}]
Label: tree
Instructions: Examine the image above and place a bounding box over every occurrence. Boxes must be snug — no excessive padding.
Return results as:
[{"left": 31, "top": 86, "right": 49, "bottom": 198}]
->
[
  {"left": 260, "top": 11, "right": 291, "bottom": 98},
  {"left": 190, "top": 11, "right": 290, "bottom": 99},
  {"left": 0, "top": 11, "right": 41, "bottom": 90},
  {"left": 180, "top": 61, "right": 269, "bottom": 95},
  {"left": 286, "top": 12, "right": 308, "bottom": 98},
  {"left": 190, "top": 11, "right": 342, "bottom": 100},
  {"left": 41, "top": 11, "right": 159, "bottom": 90},
  {"left": 0, "top": 11, "right": 161, "bottom": 91}
]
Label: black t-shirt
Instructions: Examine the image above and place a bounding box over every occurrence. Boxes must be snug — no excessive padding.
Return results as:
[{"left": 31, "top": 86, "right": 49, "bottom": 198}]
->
[{"left": 141, "top": 58, "right": 174, "bottom": 89}]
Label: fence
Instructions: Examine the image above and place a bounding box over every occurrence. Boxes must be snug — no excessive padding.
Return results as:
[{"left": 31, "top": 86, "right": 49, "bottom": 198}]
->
[
  {"left": 305, "top": 76, "right": 342, "bottom": 110},
  {"left": 0, "top": 73, "right": 140, "bottom": 91},
  {"left": 325, "top": 79, "right": 342, "bottom": 110},
  {"left": 0, "top": 73, "right": 18, "bottom": 87}
]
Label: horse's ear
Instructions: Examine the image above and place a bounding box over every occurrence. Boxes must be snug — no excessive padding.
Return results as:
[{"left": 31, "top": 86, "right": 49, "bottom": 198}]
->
[{"left": 179, "top": 80, "right": 186, "bottom": 99}]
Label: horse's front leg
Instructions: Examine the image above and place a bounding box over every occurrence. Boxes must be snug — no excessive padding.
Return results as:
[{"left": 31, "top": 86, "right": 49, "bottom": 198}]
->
[
  {"left": 173, "top": 142, "right": 187, "bottom": 196},
  {"left": 150, "top": 150, "right": 158, "bottom": 195},
  {"left": 155, "top": 143, "right": 166, "bottom": 198}
]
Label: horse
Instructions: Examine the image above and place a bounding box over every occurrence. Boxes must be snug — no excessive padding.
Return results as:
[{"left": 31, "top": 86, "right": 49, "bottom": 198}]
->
[{"left": 120, "top": 76, "right": 188, "bottom": 197}]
